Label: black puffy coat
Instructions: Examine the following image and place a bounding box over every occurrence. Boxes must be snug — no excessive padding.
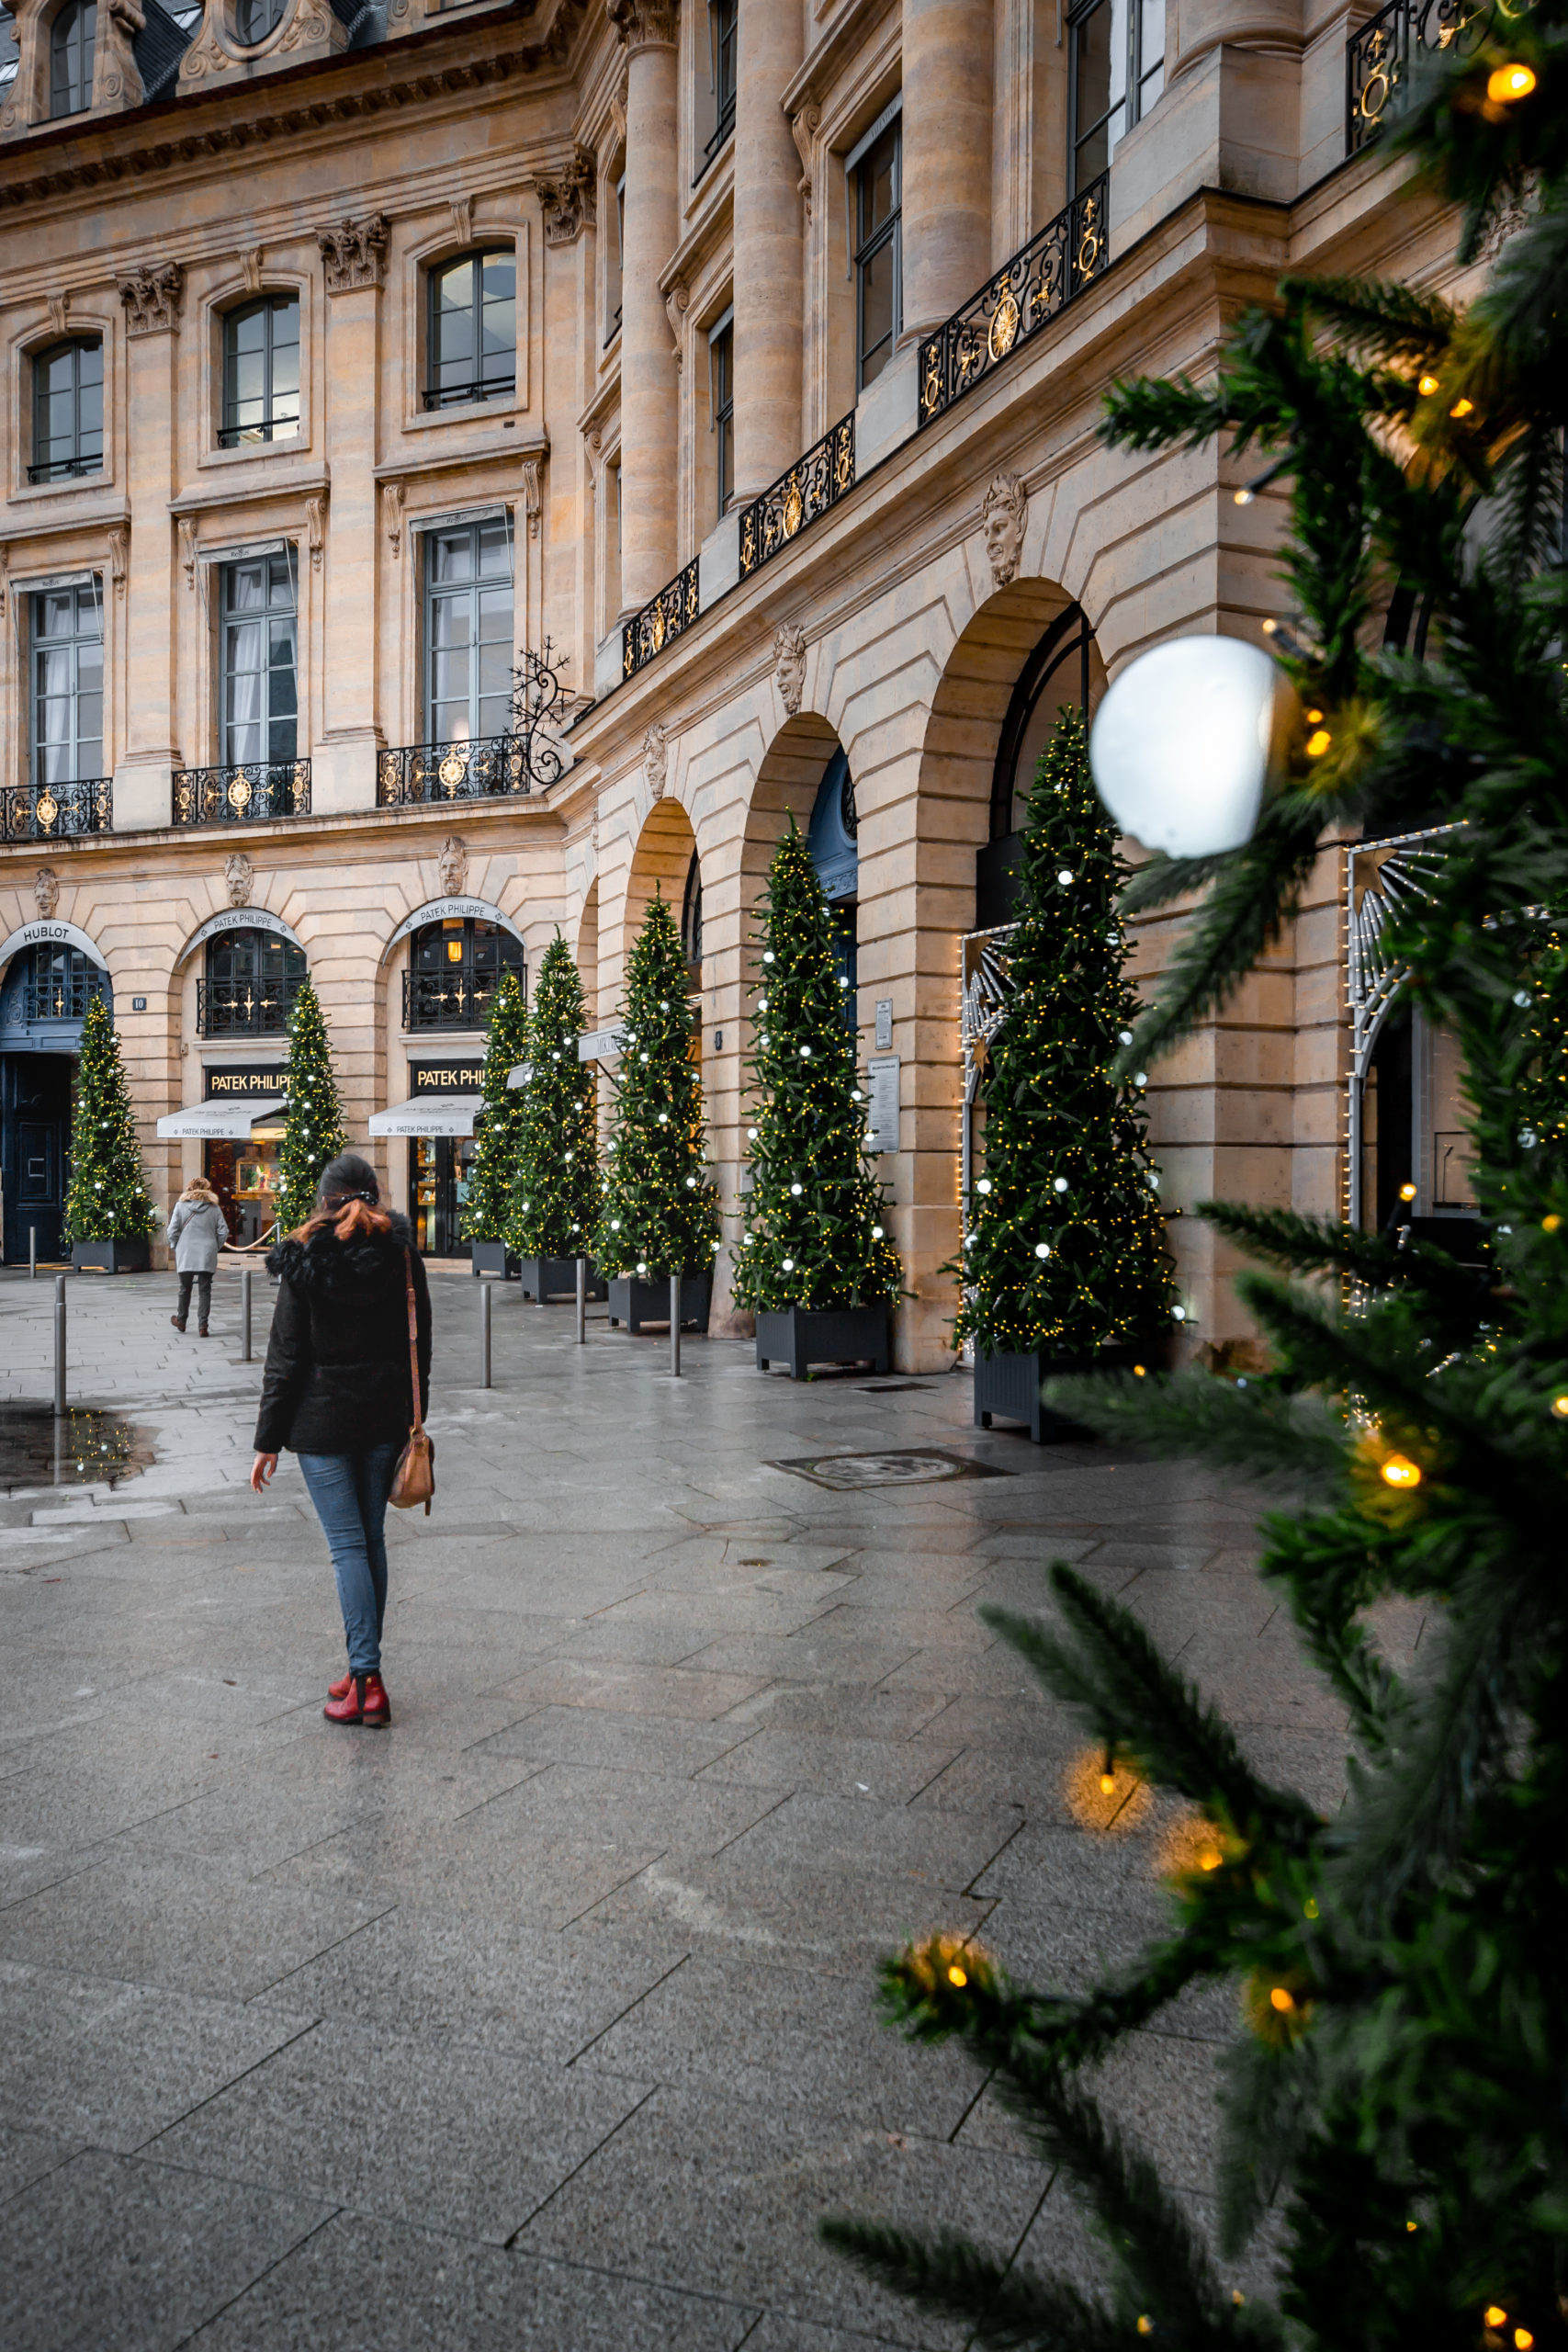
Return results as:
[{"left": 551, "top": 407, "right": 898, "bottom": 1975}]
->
[{"left": 254, "top": 1212, "right": 432, "bottom": 1456}]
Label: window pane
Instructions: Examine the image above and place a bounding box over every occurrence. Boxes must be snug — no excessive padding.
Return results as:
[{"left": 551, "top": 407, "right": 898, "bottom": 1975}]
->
[
  {"left": 38, "top": 594, "right": 73, "bottom": 640},
  {"left": 1072, "top": 0, "right": 1127, "bottom": 183},
  {"left": 857, "top": 123, "right": 899, "bottom": 243},
  {"left": 859, "top": 238, "right": 896, "bottom": 384},
  {"left": 432, "top": 531, "right": 474, "bottom": 583},
  {"left": 477, "top": 522, "right": 512, "bottom": 579}
]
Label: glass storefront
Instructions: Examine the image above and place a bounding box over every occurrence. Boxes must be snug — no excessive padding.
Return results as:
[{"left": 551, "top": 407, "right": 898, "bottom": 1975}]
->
[
  {"left": 411, "top": 1134, "right": 476, "bottom": 1258},
  {"left": 205, "top": 1125, "right": 285, "bottom": 1245}
]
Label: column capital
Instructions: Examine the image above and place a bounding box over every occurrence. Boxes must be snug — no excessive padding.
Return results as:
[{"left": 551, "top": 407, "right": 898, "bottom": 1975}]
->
[
  {"left": 608, "top": 0, "right": 678, "bottom": 52},
  {"left": 533, "top": 147, "right": 598, "bottom": 243},
  {"left": 118, "top": 263, "right": 185, "bottom": 336},
  {"left": 316, "top": 212, "right": 389, "bottom": 294}
]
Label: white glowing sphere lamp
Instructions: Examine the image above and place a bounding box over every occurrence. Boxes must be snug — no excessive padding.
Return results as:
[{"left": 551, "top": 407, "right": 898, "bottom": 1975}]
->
[{"left": 1089, "top": 637, "right": 1299, "bottom": 857}]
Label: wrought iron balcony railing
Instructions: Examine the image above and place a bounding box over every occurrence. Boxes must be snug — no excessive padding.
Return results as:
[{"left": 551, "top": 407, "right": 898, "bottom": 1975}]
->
[
  {"left": 378, "top": 734, "right": 534, "bottom": 808},
  {"left": 623, "top": 557, "right": 701, "bottom": 680},
  {"left": 739, "top": 413, "right": 855, "bottom": 582},
  {"left": 197, "top": 975, "right": 304, "bottom": 1039},
  {"left": 918, "top": 176, "right": 1110, "bottom": 428},
  {"left": 173, "top": 759, "right": 311, "bottom": 827},
  {"left": 402, "top": 967, "right": 513, "bottom": 1031},
  {"left": 421, "top": 376, "right": 516, "bottom": 412},
  {"left": 24, "top": 967, "right": 107, "bottom": 1024},
  {"left": 0, "top": 777, "right": 112, "bottom": 841},
  {"left": 1346, "top": 0, "right": 1478, "bottom": 151},
  {"left": 26, "top": 454, "right": 103, "bottom": 484}
]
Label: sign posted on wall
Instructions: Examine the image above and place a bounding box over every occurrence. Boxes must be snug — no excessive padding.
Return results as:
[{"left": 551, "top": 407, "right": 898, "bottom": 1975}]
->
[{"left": 865, "top": 1055, "right": 900, "bottom": 1155}]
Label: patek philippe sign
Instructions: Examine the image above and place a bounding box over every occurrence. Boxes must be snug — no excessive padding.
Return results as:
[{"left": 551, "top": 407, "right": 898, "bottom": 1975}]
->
[
  {"left": 186, "top": 908, "right": 304, "bottom": 956},
  {"left": 410, "top": 1060, "right": 486, "bottom": 1096},
  {"left": 204, "top": 1065, "right": 288, "bottom": 1100},
  {"left": 387, "top": 898, "right": 525, "bottom": 952}
]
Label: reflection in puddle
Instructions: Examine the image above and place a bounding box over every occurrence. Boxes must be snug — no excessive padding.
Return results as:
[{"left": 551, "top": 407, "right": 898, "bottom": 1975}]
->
[{"left": 0, "top": 1404, "right": 152, "bottom": 1490}]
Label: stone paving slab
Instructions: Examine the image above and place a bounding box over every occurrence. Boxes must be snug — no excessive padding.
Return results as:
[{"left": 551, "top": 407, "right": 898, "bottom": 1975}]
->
[{"left": 0, "top": 1268, "right": 1352, "bottom": 2346}]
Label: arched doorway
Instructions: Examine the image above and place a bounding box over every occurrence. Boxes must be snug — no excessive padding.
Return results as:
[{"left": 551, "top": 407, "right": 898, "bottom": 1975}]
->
[
  {"left": 0, "top": 934, "right": 110, "bottom": 1264},
  {"left": 976, "top": 602, "right": 1100, "bottom": 927},
  {"left": 404, "top": 913, "right": 525, "bottom": 1257}
]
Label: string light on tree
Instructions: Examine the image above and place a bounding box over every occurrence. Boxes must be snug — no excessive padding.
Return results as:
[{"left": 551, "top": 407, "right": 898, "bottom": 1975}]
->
[
  {"left": 592, "top": 893, "right": 718, "bottom": 1283},
  {"left": 463, "top": 966, "right": 529, "bottom": 1251},
  {"left": 276, "top": 978, "right": 347, "bottom": 1233},
  {"left": 62, "top": 998, "right": 156, "bottom": 1249},
  {"left": 506, "top": 938, "right": 599, "bottom": 1263}
]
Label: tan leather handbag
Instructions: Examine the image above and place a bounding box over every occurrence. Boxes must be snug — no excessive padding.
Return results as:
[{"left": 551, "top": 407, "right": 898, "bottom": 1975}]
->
[{"left": 389, "top": 1249, "right": 434, "bottom": 1513}]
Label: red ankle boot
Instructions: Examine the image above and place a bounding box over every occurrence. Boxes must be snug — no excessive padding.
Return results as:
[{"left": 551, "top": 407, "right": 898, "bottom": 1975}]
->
[
  {"left": 323, "top": 1675, "right": 365, "bottom": 1725},
  {"left": 360, "top": 1672, "right": 391, "bottom": 1728},
  {"left": 327, "top": 1668, "right": 354, "bottom": 1702}
]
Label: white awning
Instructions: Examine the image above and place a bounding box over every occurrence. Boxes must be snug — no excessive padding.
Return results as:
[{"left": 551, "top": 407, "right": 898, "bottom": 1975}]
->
[
  {"left": 506, "top": 1062, "right": 532, "bottom": 1090},
  {"left": 157, "top": 1096, "right": 287, "bottom": 1140},
  {"left": 368, "top": 1094, "right": 482, "bottom": 1138}
]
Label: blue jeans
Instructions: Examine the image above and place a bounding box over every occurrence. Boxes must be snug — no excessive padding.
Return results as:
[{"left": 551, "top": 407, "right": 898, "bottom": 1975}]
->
[{"left": 297, "top": 1443, "right": 400, "bottom": 1676}]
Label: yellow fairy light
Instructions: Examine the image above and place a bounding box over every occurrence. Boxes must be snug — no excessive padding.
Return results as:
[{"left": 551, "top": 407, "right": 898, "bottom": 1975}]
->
[
  {"left": 1269, "top": 1985, "right": 1295, "bottom": 2014},
  {"left": 1305, "top": 707, "right": 1324, "bottom": 723},
  {"left": 1406, "top": 2219, "right": 1418, "bottom": 2233},
  {"left": 1381, "top": 1453, "right": 1422, "bottom": 1489},
  {"left": 1305, "top": 728, "right": 1332, "bottom": 757},
  {"left": 1100, "top": 1772, "right": 1117, "bottom": 1795},
  {"left": 1400, "top": 1182, "right": 1417, "bottom": 1202},
  {"left": 1543, "top": 1214, "right": 1562, "bottom": 1231},
  {"left": 1551, "top": 1396, "right": 1568, "bottom": 1419},
  {"left": 1513, "top": 2331, "right": 1533, "bottom": 2349},
  {"left": 1417, "top": 372, "right": 1441, "bottom": 396},
  {"left": 1484, "top": 2309, "right": 1507, "bottom": 2330},
  {"left": 1450, "top": 397, "right": 1475, "bottom": 419},
  {"left": 1137, "top": 2322, "right": 1154, "bottom": 2338},
  {"left": 1134, "top": 1363, "right": 1147, "bottom": 1376},
  {"left": 1487, "top": 61, "right": 1536, "bottom": 100},
  {"left": 1304, "top": 1897, "right": 1319, "bottom": 1918}
]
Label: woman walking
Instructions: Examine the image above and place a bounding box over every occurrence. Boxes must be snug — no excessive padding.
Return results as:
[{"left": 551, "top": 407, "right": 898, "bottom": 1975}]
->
[
  {"left": 250, "top": 1154, "right": 431, "bottom": 1728},
  {"left": 167, "top": 1175, "right": 229, "bottom": 1336}
]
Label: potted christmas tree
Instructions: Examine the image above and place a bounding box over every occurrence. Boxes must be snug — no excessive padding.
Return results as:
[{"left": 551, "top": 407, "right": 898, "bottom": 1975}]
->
[
  {"left": 509, "top": 935, "right": 605, "bottom": 1303},
  {"left": 958, "top": 706, "right": 1173, "bottom": 1438},
  {"left": 275, "top": 978, "right": 347, "bottom": 1236},
  {"left": 464, "top": 966, "right": 529, "bottom": 1279},
  {"left": 593, "top": 893, "right": 718, "bottom": 1333},
  {"left": 65, "top": 997, "right": 156, "bottom": 1272},
  {"left": 733, "top": 821, "right": 901, "bottom": 1378}
]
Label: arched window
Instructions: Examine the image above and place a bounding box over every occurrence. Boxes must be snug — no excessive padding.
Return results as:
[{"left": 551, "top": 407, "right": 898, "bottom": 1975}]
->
[
  {"left": 978, "top": 603, "right": 1096, "bottom": 928},
  {"left": 807, "top": 747, "right": 859, "bottom": 1006},
  {"left": 200, "top": 928, "right": 307, "bottom": 1038},
  {"left": 406, "top": 917, "right": 524, "bottom": 1032},
  {"left": 50, "top": 0, "right": 96, "bottom": 116},
  {"left": 220, "top": 295, "right": 299, "bottom": 447},
  {"left": 682, "top": 850, "right": 704, "bottom": 976},
  {"left": 424, "top": 250, "right": 516, "bottom": 410},
  {"left": 0, "top": 6, "right": 21, "bottom": 97},
  {"left": 233, "top": 0, "right": 285, "bottom": 40},
  {"left": 30, "top": 338, "right": 103, "bottom": 483},
  {"left": 24, "top": 944, "right": 107, "bottom": 1024}
]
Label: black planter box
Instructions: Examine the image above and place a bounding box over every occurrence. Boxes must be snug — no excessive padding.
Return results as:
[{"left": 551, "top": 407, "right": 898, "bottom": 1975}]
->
[
  {"left": 756, "top": 1304, "right": 890, "bottom": 1381},
  {"left": 606, "top": 1268, "right": 713, "bottom": 1334},
  {"left": 72, "top": 1238, "right": 152, "bottom": 1274},
  {"left": 518, "top": 1255, "right": 608, "bottom": 1303},
  {"left": 974, "top": 1340, "right": 1155, "bottom": 1443},
  {"left": 468, "top": 1240, "right": 517, "bottom": 1278}
]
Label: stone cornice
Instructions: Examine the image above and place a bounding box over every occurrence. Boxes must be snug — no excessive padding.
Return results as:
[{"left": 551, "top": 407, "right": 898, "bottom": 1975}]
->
[
  {"left": 0, "top": 0, "right": 592, "bottom": 210},
  {"left": 168, "top": 470, "right": 332, "bottom": 514}
]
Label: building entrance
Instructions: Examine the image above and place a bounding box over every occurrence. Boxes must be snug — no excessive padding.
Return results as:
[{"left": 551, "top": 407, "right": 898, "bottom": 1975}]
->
[
  {"left": 410, "top": 1134, "right": 476, "bottom": 1257},
  {"left": 1, "top": 1054, "right": 73, "bottom": 1263}
]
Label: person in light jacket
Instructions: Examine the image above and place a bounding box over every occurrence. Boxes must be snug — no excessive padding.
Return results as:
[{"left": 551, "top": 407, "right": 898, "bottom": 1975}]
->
[
  {"left": 167, "top": 1176, "right": 229, "bottom": 1337},
  {"left": 250, "top": 1154, "right": 431, "bottom": 1730}
]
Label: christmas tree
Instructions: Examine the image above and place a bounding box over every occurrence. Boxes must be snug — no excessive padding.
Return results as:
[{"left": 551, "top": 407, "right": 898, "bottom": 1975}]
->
[
  {"left": 953, "top": 707, "right": 1173, "bottom": 1357},
  {"left": 276, "top": 978, "right": 347, "bottom": 1233},
  {"left": 731, "top": 821, "right": 900, "bottom": 1313},
  {"left": 508, "top": 935, "right": 600, "bottom": 1261},
  {"left": 592, "top": 893, "right": 718, "bottom": 1280},
  {"left": 462, "top": 966, "right": 530, "bottom": 1245},
  {"left": 826, "top": 17, "right": 1568, "bottom": 2349},
  {"left": 62, "top": 997, "right": 156, "bottom": 1242}
]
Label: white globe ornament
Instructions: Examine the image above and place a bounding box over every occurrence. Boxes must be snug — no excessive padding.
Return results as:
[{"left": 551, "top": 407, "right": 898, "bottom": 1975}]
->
[{"left": 1090, "top": 636, "right": 1299, "bottom": 856}]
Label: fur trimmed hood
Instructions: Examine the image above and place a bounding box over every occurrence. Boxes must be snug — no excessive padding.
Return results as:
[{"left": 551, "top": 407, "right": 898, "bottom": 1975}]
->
[{"left": 266, "top": 1211, "right": 415, "bottom": 1294}]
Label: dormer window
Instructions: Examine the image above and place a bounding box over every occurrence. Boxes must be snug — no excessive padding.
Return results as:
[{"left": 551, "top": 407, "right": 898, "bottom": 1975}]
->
[
  {"left": 50, "top": 0, "right": 96, "bottom": 116},
  {"left": 30, "top": 338, "right": 103, "bottom": 484},
  {"left": 220, "top": 295, "right": 300, "bottom": 447},
  {"left": 424, "top": 250, "right": 515, "bottom": 411},
  {"left": 233, "top": 0, "right": 284, "bottom": 39}
]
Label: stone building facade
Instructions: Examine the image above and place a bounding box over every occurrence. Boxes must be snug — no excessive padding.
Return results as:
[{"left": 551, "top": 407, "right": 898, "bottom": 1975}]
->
[{"left": 0, "top": 0, "right": 1472, "bottom": 1360}]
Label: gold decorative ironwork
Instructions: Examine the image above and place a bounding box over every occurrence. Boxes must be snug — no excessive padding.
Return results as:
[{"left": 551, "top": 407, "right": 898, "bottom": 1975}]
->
[
  {"left": 35, "top": 791, "right": 59, "bottom": 834},
  {"left": 171, "top": 760, "right": 311, "bottom": 827},
  {"left": 1346, "top": 0, "right": 1482, "bottom": 153},
  {"left": 439, "top": 749, "right": 466, "bottom": 793},
  {"left": 0, "top": 778, "right": 114, "bottom": 841},
  {"left": 918, "top": 175, "right": 1111, "bottom": 429},
  {"left": 623, "top": 558, "right": 702, "bottom": 677},
  {"left": 227, "top": 773, "right": 253, "bottom": 814},
  {"left": 738, "top": 413, "right": 856, "bottom": 582},
  {"left": 376, "top": 729, "right": 549, "bottom": 808}
]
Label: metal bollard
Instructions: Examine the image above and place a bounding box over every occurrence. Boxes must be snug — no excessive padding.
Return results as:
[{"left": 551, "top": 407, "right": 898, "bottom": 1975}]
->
[
  {"left": 29, "top": 1226, "right": 36, "bottom": 1281},
  {"left": 576, "top": 1254, "right": 586, "bottom": 1345},
  {"left": 481, "top": 1276, "right": 492, "bottom": 1389},
  {"left": 669, "top": 1272, "right": 682, "bottom": 1378},
  {"left": 53, "top": 1273, "right": 66, "bottom": 1418},
  {"left": 242, "top": 1267, "right": 253, "bottom": 1363}
]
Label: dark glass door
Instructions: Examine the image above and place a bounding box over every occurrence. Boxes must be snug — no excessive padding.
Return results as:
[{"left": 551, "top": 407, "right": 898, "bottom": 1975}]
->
[
  {"left": 409, "top": 1135, "right": 476, "bottom": 1257},
  {"left": 2, "top": 1054, "right": 72, "bottom": 1262}
]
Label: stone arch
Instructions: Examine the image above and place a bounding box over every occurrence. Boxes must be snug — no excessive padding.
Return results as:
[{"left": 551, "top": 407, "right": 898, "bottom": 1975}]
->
[
  {"left": 577, "top": 879, "right": 600, "bottom": 1026},
  {"left": 624, "top": 795, "right": 698, "bottom": 958}
]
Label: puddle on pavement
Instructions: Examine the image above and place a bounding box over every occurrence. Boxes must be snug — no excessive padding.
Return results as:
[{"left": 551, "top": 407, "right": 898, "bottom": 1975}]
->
[{"left": 0, "top": 1403, "right": 152, "bottom": 1490}]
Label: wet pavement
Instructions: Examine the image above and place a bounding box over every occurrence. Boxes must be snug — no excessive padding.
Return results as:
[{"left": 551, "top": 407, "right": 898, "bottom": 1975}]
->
[{"left": 0, "top": 1263, "right": 1403, "bottom": 2349}]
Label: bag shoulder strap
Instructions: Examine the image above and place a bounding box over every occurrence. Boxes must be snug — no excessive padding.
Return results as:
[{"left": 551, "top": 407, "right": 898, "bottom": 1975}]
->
[{"left": 404, "top": 1249, "right": 423, "bottom": 1433}]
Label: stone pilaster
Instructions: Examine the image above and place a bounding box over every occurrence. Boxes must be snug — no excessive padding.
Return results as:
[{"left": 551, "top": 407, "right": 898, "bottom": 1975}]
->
[
  {"left": 900, "top": 0, "right": 994, "bottom": 340},
  {"left": 731, "top": 0, "right": 804, "bottom": 500},
  {"left": 113, "top": 267, "right": 184, "bottom": 831},
  {"left": 313, "top": 218, "right": 386, "bottom": 812},
  {"left": 609, "top": 0, "right": 681, "bottom": 611}
]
